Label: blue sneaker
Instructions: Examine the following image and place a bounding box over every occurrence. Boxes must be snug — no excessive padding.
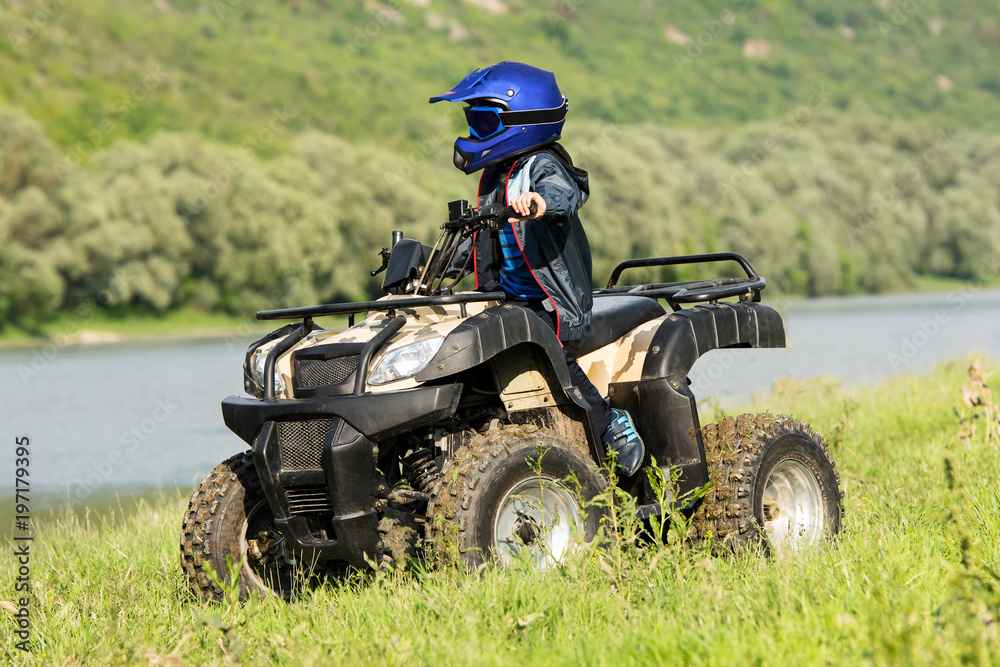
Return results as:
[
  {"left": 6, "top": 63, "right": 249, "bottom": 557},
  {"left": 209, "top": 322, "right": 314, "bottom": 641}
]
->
[{"left": 602, "top": 409, "right": 645, "bottom": 476}]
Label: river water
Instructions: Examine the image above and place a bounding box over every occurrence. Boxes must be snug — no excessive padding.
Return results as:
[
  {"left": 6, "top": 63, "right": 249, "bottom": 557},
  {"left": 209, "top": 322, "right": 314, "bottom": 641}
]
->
[{"left": 2, "top": 288, "right": 998, "bottom": 520}]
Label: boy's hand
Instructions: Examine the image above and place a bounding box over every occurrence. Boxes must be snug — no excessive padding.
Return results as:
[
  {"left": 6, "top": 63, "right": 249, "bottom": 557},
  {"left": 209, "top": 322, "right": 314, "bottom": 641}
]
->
[{"left": 508, "top": 192, "right": 546, "bottom": 222}]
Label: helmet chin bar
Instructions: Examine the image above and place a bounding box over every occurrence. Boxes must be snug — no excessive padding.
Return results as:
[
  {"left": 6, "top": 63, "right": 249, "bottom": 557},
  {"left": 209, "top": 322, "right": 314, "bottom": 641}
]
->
[{"left": 453, "top": 134, "right": 563, "bottom": 174}]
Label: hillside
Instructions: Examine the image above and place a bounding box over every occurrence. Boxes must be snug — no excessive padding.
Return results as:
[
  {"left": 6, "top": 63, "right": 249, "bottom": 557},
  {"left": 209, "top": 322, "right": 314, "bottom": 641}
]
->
[
  {"left": 1, "top": 0, "right": 999, "bottom": 153},
  {"left": 2, "top": 1, "right": 1000, "bottom": 328}
]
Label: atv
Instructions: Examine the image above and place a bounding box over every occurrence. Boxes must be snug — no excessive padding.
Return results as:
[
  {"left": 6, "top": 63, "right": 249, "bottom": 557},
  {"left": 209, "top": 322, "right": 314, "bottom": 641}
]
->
[{"left": 180, "top": 200, "right": 844, "bottom": 599}]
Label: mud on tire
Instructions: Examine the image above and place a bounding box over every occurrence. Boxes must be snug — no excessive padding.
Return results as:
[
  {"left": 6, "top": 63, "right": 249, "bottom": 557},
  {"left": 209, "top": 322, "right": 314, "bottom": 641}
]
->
[
  {"left": 180, "top": 452, "right": 296, "bottom": 600},
  {"left": 426, "top": 425, "right": 606, "bottom": 570},
  {"left": 690, "top": 413, "right": 844, "bottom": 555}
]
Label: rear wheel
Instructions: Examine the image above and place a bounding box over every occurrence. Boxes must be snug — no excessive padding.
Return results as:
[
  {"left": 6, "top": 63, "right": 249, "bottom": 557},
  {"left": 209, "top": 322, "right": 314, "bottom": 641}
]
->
[
  {"left": 691, "top": 413, "right": 843, "bottom": 555},
  {"left": 426, "top": 425, "right": 606, "bottom": 569},
  {"left": 180, "top": 452, "right": 297, "bottom": 600}
]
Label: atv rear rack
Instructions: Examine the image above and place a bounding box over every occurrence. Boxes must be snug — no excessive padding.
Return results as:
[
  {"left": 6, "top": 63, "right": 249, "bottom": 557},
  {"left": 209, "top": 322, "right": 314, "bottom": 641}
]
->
[
  {"left": 256, "top": 253, "right": 764, "bottom": 325},
  {"left": 597, "top": 252, "right": 766, "bottom": 309}
]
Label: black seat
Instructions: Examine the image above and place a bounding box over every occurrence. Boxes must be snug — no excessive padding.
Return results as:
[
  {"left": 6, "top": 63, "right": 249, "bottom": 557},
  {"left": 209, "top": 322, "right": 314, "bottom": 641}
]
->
[{"left": 565, "top": 296, "right": 666, "bottom": 358}]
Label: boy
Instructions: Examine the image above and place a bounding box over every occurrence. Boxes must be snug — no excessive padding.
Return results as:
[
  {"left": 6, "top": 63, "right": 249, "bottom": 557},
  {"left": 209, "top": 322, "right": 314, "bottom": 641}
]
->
[{"left": 430, "top": 61, "right": 644, "bottom": 476}]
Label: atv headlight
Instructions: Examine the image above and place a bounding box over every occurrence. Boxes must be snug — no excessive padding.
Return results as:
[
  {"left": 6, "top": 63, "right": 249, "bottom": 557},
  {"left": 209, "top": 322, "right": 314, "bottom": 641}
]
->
[
  {"left": 368, "top": 338, "right": 444, "bottom": 386},
  {"left": 250, "top": 348, "right": 285, "bottom": 395}
]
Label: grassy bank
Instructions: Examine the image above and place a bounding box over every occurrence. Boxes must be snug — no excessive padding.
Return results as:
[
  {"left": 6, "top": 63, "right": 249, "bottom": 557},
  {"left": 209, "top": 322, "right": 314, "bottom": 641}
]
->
[{"left": 3, "top": 359, "right": 1000, "bottom": 665}]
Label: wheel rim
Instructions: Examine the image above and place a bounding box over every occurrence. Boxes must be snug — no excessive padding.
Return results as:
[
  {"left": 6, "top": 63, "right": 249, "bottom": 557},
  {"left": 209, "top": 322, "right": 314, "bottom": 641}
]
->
[
  {"left": 241, "top": 498, "right": 294, "bottom": 597},
  {"left": 493, "top": 477, "right": 581, "bottom": 568},
  {"left": 762, "top": 458, "right": 825, "bottom": 554}
]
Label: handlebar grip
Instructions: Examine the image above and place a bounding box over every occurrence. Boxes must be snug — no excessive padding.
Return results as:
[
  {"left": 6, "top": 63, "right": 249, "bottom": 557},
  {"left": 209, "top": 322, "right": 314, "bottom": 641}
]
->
[{"left": 500, "top": 201, "right": 539, "bottom": 221}]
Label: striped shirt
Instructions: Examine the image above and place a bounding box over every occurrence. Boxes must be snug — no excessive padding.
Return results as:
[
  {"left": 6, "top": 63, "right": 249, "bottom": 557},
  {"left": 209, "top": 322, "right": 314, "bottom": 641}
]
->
[{"left": 498, "top": 222, "right": 547, "bottom": 300}]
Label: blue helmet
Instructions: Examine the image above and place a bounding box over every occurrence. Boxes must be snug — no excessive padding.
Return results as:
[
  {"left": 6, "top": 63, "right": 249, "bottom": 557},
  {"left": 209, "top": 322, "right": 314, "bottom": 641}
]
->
[{"left": 430, "top": 62, "right": 568, "bottom": 173}]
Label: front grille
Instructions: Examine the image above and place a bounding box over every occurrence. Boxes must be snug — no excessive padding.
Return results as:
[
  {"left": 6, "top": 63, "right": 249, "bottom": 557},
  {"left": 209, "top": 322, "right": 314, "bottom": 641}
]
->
[
  {"left": 276, "top": 419, "right": 333, "bottom": 470},
  {"left": 295, "top": 356, "right": 359, "bottom": 388},
  {"left": 286, "top": 485, "right": 333, "bottom": 515}
]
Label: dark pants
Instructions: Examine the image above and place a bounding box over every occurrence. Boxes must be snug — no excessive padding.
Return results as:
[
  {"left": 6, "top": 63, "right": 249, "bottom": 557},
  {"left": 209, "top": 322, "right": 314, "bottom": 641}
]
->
[{"left": 508, "top": 298, "right": 613, "bottom": 435}]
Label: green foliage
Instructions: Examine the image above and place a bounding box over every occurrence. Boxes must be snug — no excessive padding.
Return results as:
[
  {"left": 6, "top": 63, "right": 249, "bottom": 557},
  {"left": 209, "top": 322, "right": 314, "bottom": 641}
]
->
[
  {"left": 3, "top": 103, "right": 1000, "bottom": 326},
  {"left": 570, "top": 112, "right": 1000, "bottom": 296},
  {"left": 0, "top": 108, "right": 67, "bottom": 325}
]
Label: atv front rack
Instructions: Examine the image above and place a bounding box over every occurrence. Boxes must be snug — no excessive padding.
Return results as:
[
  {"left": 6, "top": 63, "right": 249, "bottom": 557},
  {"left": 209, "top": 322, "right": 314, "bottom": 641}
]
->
[
  {"left": 254, "top": 292, "right": 505, "bottom": 400},
  {"left": 597, "top": 252, "right": 767, "bottom": 309},
  {"left": 256, "top": 291, "right": 507, "bottom": 323}
]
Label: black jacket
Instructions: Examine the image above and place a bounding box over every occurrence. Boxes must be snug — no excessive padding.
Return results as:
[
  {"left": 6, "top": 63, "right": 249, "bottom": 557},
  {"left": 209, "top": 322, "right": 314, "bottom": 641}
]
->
[{"left": 474, "top": 145, "right": 594, "bottom": 341}]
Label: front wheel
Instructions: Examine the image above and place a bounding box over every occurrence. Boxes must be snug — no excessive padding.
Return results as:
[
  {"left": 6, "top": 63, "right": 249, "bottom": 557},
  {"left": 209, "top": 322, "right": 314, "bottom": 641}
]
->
[
  {"left": 691, "top": 413, "right": 844, "bottom": 555},
  {"left": 426, "top": 425, "right": 606, "bottom": 569},
  {"left": 180, "top": 452, "right": 297, "bottom": 600}
]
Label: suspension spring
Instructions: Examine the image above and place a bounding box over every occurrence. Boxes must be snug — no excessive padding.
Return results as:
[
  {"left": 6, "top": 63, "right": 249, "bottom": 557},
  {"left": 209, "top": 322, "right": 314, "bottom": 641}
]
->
[{"left": 403, "top": 447, "right": 441, "bottom": 495}]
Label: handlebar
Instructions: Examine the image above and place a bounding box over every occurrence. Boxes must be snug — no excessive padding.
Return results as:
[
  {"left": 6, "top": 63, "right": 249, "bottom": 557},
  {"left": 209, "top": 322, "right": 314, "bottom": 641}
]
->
[
  {"left": 442, "top": 199, "right": 538, "bottom": 232},
  {"left": 377, "top": 199, "right": 541, "bottom": 298}
]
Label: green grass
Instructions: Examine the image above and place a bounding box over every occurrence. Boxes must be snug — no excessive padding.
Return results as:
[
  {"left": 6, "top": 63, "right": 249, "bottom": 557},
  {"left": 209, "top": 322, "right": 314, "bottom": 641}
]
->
[
  {"left": 4, "top": 358, "right": 1000, "bottom": 664},
  {"left": 911, "top": 274, "right": 1000, "bottom": 294}
]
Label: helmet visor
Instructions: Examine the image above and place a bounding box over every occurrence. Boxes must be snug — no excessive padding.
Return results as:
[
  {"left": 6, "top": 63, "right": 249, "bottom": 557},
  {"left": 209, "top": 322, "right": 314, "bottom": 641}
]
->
[{"left": 464, "top": 106, "right": 506, "bottom": 140}]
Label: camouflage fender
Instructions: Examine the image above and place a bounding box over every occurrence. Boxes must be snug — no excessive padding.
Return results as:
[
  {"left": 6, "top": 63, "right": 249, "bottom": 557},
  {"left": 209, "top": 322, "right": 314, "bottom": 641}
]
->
[
  {"left": 609, "top": 301, "right": 786, "bottom": 502},
  {"left": 415, "top": 304, "right": 576, "bottom": 395},
  {"left": 641, "top": 301, "right": 785, "bottom": 381}
]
